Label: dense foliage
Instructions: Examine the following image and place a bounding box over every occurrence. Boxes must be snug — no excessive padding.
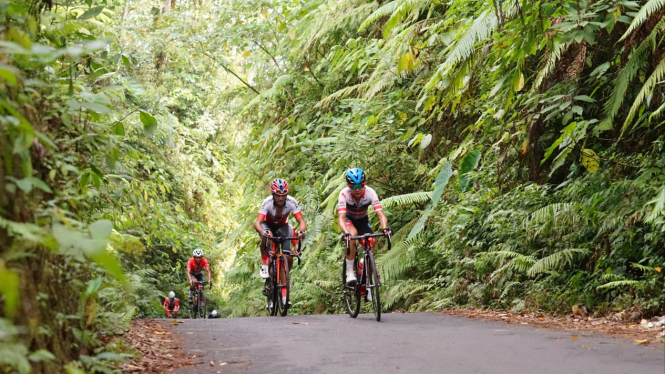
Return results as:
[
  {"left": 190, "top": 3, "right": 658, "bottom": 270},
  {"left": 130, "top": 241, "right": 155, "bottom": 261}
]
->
[
  {"left": 219, "top": 0, "right": 665, "bottom": 319},
  {"left": 0, "top": 0, "right": 235, "bottom": 371},
  {"left": 1, "top": 0, "right": 664, "bottom": 371}
]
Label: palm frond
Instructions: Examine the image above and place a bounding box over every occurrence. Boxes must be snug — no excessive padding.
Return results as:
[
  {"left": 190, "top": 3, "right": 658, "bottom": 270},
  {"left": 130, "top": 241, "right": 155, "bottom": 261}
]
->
[
  {"left": 378, "top": 232, "right": 428, "bottom": 280},
  {"left": 620, "top": 0, "right": 665, "bottom": 41},
  {"left": 596, "top": 280, "right": 644, "bottom": 290},
  {"left": 600, "top": 18, "right": 665, "bottom": 132},
  {"left": 527, "top": 248, "right": 591, "bottom": 276},
  {"left": 382, "top": 191, "right": 432, "bottom": 208},
  {"left": 621, "top": 55, "right": 665, "bottom": 134},
  {"left": 532, "top": 42, "right": 566, "bottom": 91}
]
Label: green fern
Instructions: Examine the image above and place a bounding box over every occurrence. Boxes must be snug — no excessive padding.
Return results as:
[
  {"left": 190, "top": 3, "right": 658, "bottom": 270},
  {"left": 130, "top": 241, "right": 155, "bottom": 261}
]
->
[
  {"left": 527, "top": 248, "right": 591, "bottom": 276},
  {"left": 596, "top": 280, "right": 644, "bottom": 290},
  {"left": 619, "top": 0, "right": 665, "bottom": 41},
  {"left": 382, "top": 191, "right": 432, "bottom": 208},
  {"left": 532, "top": 42, "right": 566, "bottom": 91},
  {"left": 621, "top": 56, "right": 665, "bottom": 134},
  {"left": 600, "top": 18, "right": 665, "bottom": 132},
  {"left": 489, "top": 250, "right": 537, "bottom": 273},
  {"left": 378, "top": 231, "right": 428, "bottom": 280}
]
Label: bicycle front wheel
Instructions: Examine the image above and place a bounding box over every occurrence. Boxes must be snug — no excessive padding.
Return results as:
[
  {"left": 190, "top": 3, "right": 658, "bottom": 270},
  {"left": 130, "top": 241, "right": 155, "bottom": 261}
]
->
[
  {"left": 277, "top": 256, "right": 290, "bottom": 317},
  {"left": 191, "top": 298, "right": 198, "bottom": 319},
  {"left": 342, "top": 258, "right": 360, "bottom": 318},
  {"left": 367, "top": 250, "right": 381, "bottom": 322}
]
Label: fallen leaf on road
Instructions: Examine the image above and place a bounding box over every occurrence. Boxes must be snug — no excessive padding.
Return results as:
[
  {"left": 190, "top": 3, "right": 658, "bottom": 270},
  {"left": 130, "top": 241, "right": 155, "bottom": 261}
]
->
[
  {"left": 629, "top": 324, "right": 636, "bottom": 328},
  {"left": 572, "top": 336, "right": 579, "bottom": 340},
  {"left": 521, "top": 323, "right": 528, "bottom": 325},
  {"left": 219, "top": 362, "right": 227, "bottom": 366},
  {"left": 293, "top": 322, "right": 299, "bottom": 324},
  {"left": 154, "top": 331, "right": 166, "bottom": 335},
  {"left": 580, "top": 346, "right": 596, "bottom": 350},
  {"left": 210, "top": 361, "right": 215, "bottom": 367},
  {"left": 302, "top": 323, "right": 308, "bottom": 325},
  {"left": 635, "top": 339, "right": 647, "bottom": 344}
]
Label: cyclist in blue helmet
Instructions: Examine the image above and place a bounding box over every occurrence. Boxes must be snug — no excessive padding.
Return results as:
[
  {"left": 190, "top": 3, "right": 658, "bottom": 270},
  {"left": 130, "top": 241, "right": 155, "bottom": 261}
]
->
[{"left": 337, "top": 168, "right": 391, "bottom": 285}]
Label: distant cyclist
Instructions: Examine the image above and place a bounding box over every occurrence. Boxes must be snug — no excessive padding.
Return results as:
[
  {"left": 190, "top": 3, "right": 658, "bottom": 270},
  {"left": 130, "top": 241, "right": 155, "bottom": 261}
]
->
[
  {"left": 254, "top": 178, "right": 306, "bottom": 292},
  {"left": 186, "top": 249, "right": 212, "bottom": 303},
  {"left": 163, "top": 291, "right": 180, "bottom": 318},
  {"left": 338, "top": 168, "right": 391, "bottom": 285}
]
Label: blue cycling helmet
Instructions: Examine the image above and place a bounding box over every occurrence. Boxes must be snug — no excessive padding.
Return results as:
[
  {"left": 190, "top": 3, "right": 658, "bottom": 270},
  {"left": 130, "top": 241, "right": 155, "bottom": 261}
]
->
[{"left": 345, "top": 168, "right": 366, "bottom": 185}]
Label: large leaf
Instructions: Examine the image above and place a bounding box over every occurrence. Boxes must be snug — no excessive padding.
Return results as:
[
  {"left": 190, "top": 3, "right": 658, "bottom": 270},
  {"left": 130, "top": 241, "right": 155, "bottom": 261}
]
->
[
  {"left": 140, "top": 111, "right": 158, "bottom": 135},
  {"left": 78, "top": 6, "right": 105, "bottom": 20},
  {"left": 0, "top": 265, "right": 19, "bottom": 320},
  {"left": 431, "top": 162, "right": 452, "bottom": 207},
  {"left": 458, "top": 150, "right": 481, "bottom": 191},
  {"left": 407, "top": 207, "right": 431, "bottom": 241}
]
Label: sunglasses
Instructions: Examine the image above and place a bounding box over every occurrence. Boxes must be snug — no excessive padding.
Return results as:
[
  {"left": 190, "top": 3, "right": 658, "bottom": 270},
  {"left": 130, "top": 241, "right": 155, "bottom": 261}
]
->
[{"left": 349, "top": 184, "right": 364, "bottom": 190}]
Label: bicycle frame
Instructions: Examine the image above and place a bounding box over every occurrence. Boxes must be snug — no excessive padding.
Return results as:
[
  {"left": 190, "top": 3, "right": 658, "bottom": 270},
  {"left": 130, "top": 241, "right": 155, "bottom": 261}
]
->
[
  {"left": 190, "top": 281, "right": 208, "bottom": 318},
  {"left": 265, "top": 236, "right": 302, "bottom": 316},
  {"left": 342, "top": 232, "right": 391, "bottom": 320},
  {"left": 267, "top": 236, "right": 301, "bottom": 280}
]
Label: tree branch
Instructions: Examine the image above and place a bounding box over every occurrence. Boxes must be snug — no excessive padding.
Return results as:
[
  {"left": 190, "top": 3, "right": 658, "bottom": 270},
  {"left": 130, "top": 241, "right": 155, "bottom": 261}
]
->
[
  {"left": 203, "top": 52, "right": 260, "bottom": 95},
  {"left": 254, "top": 40, "right": 285, "bottom": 74}
]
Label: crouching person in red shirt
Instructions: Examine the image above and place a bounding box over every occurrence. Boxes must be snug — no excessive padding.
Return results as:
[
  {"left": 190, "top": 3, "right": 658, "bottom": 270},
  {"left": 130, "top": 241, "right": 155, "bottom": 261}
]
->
[{"left": 164, "top": 291, "right": 180, "bottom": 318}]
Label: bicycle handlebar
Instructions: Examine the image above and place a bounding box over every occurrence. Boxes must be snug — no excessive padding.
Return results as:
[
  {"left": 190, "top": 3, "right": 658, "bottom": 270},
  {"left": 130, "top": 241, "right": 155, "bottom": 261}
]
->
[
  {"left": 344, "top": 232, "right": 392, "bottom": 255},
  {"left": 266, "top": 236, "right": 300, "bottom": 241}
]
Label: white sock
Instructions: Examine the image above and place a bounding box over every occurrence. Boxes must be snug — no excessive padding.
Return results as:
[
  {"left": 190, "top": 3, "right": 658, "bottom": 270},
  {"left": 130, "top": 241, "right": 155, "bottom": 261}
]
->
[{"left": 346, "top": 259, "right": 355, "bottom": 273}]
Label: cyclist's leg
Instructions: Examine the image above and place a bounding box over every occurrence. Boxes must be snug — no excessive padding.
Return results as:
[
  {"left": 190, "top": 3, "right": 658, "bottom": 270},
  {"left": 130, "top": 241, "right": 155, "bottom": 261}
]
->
[
  {"left": 344, "top": 220, "right": 359, "bottom": 284},
  {"left": 188, "top": 272, "right": 196, "bottom": 301},
  {"left": 195, "top": 273, "right": 204, "bottom": 304},
  {"left": 345, "top": 220, "right": 359, "bottom": 259},
  {"left": 259, "top": 222, "right": 274, "bottom": 278}
]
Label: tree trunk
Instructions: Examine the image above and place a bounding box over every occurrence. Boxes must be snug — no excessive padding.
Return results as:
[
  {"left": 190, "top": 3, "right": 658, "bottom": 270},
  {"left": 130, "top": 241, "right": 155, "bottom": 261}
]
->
[{"left": 162, "top": 0, "right": 171, "bottom": 14}]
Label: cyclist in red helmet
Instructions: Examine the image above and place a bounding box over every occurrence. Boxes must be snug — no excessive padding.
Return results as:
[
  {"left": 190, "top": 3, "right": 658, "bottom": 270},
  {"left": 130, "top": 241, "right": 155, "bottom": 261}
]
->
[
  {"left": 338, "top": 168, "right": 391, "bottom": 285},
  {"left": 254, "top": 178, "right": 306, "bottom": 283}
]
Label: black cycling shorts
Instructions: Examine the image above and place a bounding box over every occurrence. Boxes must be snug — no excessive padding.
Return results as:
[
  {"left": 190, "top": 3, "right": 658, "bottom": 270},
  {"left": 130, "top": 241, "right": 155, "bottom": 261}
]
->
[
  {"left": 261, "top": 222, "right": 294, "bottom": 255},
  {"left": 346, "top": 216, "right": 373, "bottom": 236}
]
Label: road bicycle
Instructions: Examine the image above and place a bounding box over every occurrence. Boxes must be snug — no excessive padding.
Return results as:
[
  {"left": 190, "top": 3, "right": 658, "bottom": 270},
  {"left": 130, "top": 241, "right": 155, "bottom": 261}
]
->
[
  {"left": 342, "top": 232, "right": 391, "bottom": 321},
  {"left": 189, "top": 281, "right": 209, "bottom": 319},
  {"left": 263, "top": 236, "right": 302, "bottom": 317}
]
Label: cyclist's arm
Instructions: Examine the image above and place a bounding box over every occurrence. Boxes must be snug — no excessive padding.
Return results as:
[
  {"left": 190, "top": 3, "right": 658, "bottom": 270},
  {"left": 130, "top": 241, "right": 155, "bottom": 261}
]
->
[
  {"left": 337, "top": 211, "right": 349, "bottom": 234},
  {"left": 185, "top": 262, "right": 193, "bottom": 285},
  {"left": 294, "top": 212, "right": 306, "bottom": 233},
  {"left": 254, "top": 214, "right": 266, "bottom": 235},
  {"left": 376, "top": 209, "right": 388, "bottom": 230},
  {"left": 206, "top": 265, "right": 211, "bottom": 283}
]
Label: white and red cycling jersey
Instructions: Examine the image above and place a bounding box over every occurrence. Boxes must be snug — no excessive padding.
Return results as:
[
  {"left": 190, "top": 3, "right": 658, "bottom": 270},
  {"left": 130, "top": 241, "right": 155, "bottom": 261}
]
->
[
  {"left": 257, "top": 196, "right": 303, "bottom": 225},
  {"left": 337, "top": 186, "right": 383, "bottom": 220}
]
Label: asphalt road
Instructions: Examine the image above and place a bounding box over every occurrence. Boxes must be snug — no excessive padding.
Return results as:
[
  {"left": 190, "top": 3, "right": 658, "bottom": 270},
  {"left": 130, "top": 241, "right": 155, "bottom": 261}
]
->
[{"left": 171, "top": 312, "right": 664, "bottom": 374}]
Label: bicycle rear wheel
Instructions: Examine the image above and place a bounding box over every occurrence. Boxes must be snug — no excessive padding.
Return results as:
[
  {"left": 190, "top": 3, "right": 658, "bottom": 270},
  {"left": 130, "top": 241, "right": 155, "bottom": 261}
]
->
[
  {"left": 342, "top": 257, "right": 360, "bottom": 318},
  {"left": 367, "top": 250, "right": 381, "bottom": 322},
  {"left": 277, "top": 256, "right": 290, "bottom": 317}
]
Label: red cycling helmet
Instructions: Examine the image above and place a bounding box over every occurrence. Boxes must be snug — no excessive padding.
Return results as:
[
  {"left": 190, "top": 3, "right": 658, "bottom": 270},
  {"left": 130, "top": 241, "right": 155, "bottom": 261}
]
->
[{"left": 270, "top": 178, "right": 289, "bottom": 195}]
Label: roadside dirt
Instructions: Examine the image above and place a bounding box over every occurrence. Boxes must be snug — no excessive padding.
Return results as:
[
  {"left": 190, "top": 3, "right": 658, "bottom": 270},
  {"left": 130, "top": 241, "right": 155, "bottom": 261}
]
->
[
  {"left": 437, "top": 308, "right": 665, "bottom": 346},
  {"left": 121, "top": 319, "right": 201, "bottom": 373}
]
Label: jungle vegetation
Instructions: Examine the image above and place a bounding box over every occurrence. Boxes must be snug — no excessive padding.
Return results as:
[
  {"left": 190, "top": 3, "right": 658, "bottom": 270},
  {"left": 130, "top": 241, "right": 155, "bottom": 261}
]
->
[{"left": 1, "top": 0, "right": 664, "bottom": 371}]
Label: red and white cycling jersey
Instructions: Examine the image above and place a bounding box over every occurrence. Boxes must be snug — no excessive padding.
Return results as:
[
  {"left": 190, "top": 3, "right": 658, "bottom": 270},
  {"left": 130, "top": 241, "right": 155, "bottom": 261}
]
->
[
  {"left": 187, "top": 257, "right": 209, "bottom": 275},
  {"left": 257, "top": 196, "right": 303, "bottom": 225},
  {"left": 337, "top": 186, "right": 383, "bottom": 220}
]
